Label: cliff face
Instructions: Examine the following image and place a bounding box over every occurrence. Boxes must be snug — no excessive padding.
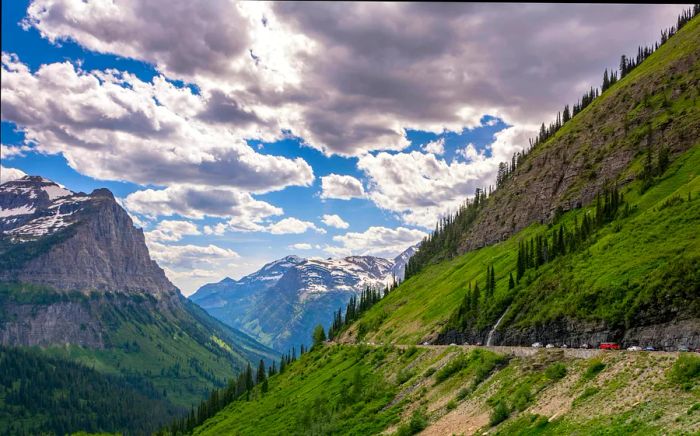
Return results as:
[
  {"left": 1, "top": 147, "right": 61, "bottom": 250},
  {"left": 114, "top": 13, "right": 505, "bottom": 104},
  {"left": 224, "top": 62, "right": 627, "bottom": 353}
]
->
[
  {"left": 459, "top": 22, "right": 700, "bottom": 252},
  {"left": 0, "top": 177, "right": 177, "bottom": 296}
]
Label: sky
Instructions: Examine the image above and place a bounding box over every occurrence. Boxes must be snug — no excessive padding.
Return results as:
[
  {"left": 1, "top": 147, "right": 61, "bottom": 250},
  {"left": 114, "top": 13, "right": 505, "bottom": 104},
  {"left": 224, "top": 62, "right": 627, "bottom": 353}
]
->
[{"left": 0, "top": 1, "right": 686, "bottom": 295}]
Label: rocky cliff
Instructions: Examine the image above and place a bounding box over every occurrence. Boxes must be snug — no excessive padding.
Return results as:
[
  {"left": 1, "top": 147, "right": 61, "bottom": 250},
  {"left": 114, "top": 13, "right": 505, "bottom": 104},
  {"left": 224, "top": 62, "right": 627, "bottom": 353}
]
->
[{"left": 0, "top": 177, "right": 177, "bottom": 296}]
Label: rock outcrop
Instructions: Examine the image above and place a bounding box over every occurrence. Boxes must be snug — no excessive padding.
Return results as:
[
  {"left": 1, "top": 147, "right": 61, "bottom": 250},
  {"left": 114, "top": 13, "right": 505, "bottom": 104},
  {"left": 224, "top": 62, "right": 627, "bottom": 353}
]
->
[{"left": 0, "top": 176, "right": 177, "bottom": 296}]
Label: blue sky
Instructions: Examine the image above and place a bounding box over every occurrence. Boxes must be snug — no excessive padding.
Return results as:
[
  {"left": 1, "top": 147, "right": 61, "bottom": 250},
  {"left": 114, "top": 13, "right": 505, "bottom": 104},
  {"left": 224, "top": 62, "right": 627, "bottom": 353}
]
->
[{"left": 1, "top": 1, "right": 683, "bottom": 294}]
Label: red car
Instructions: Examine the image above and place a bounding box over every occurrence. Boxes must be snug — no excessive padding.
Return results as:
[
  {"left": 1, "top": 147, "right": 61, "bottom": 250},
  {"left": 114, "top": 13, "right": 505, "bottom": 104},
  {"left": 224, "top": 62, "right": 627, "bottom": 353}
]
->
[{"left": 599, "top": 342, "right": 620, "bottom": 350}]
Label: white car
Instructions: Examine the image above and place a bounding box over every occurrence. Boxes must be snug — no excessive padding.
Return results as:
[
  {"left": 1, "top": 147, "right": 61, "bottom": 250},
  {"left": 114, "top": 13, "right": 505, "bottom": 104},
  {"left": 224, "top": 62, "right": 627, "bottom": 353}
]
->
[
  {"left": 422, "top": 341, "right": 430, "bottom": 345},
  {"left": 627, "top": 346, "right": 642, "bottom": 351},
  {"left": 545, "top": 344, "right": 556, "bottom": 349},
  {"left": 532, "top": 342, "right": 543, "bottom": 348},
  {"left": 561, "top": 344, "right": 568, "bottom": 349}
]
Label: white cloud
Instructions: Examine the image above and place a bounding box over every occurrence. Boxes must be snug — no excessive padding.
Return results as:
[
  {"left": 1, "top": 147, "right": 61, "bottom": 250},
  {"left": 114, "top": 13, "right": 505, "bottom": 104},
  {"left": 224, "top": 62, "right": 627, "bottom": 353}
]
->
[
  {"left": 326, "top": 226, "right": 427, "bottom": 258},
  {"left": 321, "top": 213, "right": 349, "bottom": 229},
  {"left": 268, "top": 217, "right": 325, "bottom": 235},
  {"left": 423, "top": 138, "right": 445, "bottom": 155},
  {"left": 145, "top": 219, "right": 200, "bottom": 242},
  {"left": 203, "top": 223, "right": 227, "bottom": 236},
  {"left": 1, "top": 144, "right": 32, "bottom": 159},
  {"left": 0, "top": 166, "right": 27, "bottom": 183},
  {"left": 123, "top": 185, "right": 282, "bottom": 231},
  {"left": 288, "top": 243, "right": 313, "bottom": 250},
  {"left": 320, "top": 174, "right": 366, "bottom": 200},
  {"left": 1, "top": 53, "right": 314, "bottom": 192},
  {"left": 147, "top": 241, "right": 239, "bottom": 270}
]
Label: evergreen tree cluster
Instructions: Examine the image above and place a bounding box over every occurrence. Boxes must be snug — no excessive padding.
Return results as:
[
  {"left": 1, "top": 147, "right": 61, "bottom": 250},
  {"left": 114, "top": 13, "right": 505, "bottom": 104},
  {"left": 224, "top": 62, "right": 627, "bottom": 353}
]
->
[
  {"left": 164, "top": 356, "right": 280, "bottom": 436},
  {"left": 328, "top": 283, "right": 396, "bottom": 339},
  {"left": 516, "top": 186, "right": 623, "bottom": 282},
  {"left": 404, "top": 7, "right": 699, "bottom": 282},
  {"left": 405, "top": 187, "right": 491, "bottom": 280},
  {"left": 449, "top": 186, "right": 624, "bottom": 334},
  {"left": 0, "top": 346, "right": 178, "bottom": 436},
  {"left": 639, "top": 132, "right": 671, "bottom": 193}
]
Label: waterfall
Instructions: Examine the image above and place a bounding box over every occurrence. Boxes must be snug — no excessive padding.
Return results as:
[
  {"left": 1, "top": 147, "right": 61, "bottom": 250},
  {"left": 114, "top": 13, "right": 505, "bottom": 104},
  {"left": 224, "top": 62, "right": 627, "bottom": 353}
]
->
[{"left": 486, "top": 309, "right": 508, "bottom": 346}]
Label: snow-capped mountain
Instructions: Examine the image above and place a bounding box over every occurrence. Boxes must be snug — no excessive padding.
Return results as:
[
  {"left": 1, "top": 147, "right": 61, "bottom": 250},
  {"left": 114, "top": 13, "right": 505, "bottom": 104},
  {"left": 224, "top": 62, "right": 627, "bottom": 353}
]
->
[
  {"left": 0, "top": 176, "right": 89, "bottom": 241},
  {"left": 190, "top": 252, "right": 415, "bottom": 352}
]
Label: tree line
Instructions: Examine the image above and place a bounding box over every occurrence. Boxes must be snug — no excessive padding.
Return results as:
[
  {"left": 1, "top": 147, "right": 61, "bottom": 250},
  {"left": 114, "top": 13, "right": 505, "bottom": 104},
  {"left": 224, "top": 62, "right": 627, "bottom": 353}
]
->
[{"left": 327, "top": 283, "right": 396, "bottom": 340}]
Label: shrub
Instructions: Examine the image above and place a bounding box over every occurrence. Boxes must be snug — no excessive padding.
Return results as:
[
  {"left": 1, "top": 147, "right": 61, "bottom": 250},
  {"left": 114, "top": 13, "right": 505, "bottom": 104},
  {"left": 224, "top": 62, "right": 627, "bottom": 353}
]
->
[
  {"left": 573, "top": 386, "right": 599, "bottom": 407},
  {"left": 396, "top": 369, "right": 415, "bottom": 385},
  {"left": 668, "top": 354, "right": 700, "bottom": 390},
  {"left": 489, "top": 400, "right": 510, "bottom": 426},
  {"left": 404, "top": 346, "right": 418, "bottom": 359},
  {"left": 545, "top": 362, "right": 567, "bottom": 381},
  {"left": 395, "top": 409, "right": 428, "bottom": 436},
  {"left": 423, "top": 367, "right": 436, "bottom": 378},
  {"left": 583, "top": 359, "right": 605, "bottom": 380},
  {"left": 446, "top": 399, "right": 457, "bottom": 411}
]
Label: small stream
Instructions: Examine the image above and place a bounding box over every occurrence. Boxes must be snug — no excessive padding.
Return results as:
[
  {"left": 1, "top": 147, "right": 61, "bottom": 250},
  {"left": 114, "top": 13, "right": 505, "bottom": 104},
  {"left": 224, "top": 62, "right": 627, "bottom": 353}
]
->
[{"left": 486, "top": 309, "right": 508, "bottom": 346}]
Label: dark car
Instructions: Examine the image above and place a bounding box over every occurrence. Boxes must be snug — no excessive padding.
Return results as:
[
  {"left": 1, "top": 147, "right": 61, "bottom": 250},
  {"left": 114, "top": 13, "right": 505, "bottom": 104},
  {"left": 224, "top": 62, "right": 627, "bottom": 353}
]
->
[{"left": 644, "top": 346, "right": 656, "bottom": 351}]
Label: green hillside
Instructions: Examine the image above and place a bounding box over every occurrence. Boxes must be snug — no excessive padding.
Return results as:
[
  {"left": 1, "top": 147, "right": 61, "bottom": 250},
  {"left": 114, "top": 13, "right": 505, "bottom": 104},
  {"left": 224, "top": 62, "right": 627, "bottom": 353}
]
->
[
  {"left": 343, "top": 145, "right": 699, "bottom": 346},
  {"left": 191, "top": 344, "right": 700, "bottom": 435},
  {"left": 0, "top": 288, "right": 278, "bottom": 410}
]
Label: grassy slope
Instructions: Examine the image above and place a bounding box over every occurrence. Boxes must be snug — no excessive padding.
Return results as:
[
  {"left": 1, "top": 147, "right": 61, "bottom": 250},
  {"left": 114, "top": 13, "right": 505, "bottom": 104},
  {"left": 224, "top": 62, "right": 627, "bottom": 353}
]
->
[
  {"left": 194, "top": 344, "right": 700, "bottom": 435},
  {"left": 344, "top": 145, "right": 698, "bottom": 345}
]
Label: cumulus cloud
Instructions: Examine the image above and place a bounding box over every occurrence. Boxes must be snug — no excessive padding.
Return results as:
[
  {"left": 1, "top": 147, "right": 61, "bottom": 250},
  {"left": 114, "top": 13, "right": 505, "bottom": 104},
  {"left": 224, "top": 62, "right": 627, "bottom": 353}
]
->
[
  {"left": 0, "top": 53, "right": 314, "bottom": 192},
  {"left": 0, "top": 166, "right": 27, "bottom": 183},
  {"left": 321, "top": 214, "right": 349, "bottom": 229},
  {"left": 145, "top": 219, "right": 200, "bottom": 242},
  {"left": 268, "top": 217, "right": 325, "bottom": 235},
  {"left": 423, "top": 138, "right": 445, "bottom": 155},
  {"left": 21, "top": 2, "right": 681, "bottom": 156},
  {"left": 326, "top": 226, "right": 427, "bottom": 258},
  {"left": 1, "top": 144, "right": 32, "bottom": 159},
  {"left": 123, "top": 185, "right": 283, "bottom": 231},
  {"left": 320, "top": 174, "right": 366, "bottom": 200}
]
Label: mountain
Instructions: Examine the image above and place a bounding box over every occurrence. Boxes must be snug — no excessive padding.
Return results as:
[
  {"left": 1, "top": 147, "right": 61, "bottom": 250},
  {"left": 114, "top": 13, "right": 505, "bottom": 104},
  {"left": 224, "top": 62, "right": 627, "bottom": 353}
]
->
[
  {"left": 187, "top": 13, "right": 700, "bottom": 435},
  {"left": 191, "top": 253, "right": 410, "bottom": 351},
  {"left": 0, "top": 176, "right": 278, "bottom": 432}
]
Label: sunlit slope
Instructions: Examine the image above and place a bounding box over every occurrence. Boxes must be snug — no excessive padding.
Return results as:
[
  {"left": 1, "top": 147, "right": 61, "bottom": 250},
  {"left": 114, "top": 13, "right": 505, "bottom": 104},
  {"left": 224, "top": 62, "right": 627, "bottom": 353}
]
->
[{"left": 193, "top": 345, "right": 700, "bottom": 435}]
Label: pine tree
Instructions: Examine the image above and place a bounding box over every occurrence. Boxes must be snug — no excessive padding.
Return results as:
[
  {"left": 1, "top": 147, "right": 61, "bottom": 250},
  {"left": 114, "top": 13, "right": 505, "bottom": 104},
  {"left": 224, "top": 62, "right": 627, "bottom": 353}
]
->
[
  {"left": 508, "top": 272, "right": 515, "bottom": 290},
  {"left": 312, "top": 324, "right": 326, "bottom": 348}
]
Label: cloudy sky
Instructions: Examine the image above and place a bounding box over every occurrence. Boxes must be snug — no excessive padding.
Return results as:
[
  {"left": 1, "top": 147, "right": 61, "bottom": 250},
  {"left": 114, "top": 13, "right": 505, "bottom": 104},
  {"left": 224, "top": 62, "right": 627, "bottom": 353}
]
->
[{"left": 0, "top": 1, "right": 685, "bottom": 294}]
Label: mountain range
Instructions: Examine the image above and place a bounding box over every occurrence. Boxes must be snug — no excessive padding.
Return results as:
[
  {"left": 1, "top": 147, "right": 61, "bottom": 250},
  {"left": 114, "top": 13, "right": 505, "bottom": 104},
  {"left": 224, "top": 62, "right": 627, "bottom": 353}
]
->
[{"left": 190, "top": 247, "right": 417, "bottom": 352}]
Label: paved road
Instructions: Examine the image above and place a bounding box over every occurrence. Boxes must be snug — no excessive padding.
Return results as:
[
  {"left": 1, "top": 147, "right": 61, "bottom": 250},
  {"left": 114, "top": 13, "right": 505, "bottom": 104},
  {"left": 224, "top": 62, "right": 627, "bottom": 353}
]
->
[{"left": 350, "top": 343, "right": 681, "bottom": 359}]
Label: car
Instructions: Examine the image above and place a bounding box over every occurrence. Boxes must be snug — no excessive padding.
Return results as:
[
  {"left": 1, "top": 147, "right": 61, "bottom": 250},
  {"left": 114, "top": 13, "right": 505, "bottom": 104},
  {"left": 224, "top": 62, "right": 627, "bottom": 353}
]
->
[
  {"left": 581, "top": 343, "right": 590, "bottom": 349},
  {"left": 561, "top": 344, "right": 568, "bottom": 349},
  {"left": 545, "top": 344, "right": 556, "bottom": 349},
  {"left": 532, "top": 342, "right": 543, "bottom": 348},
  {"left": 644, "top": 346, "right": 656, "bottom": 351},
  {"left": 677, "top": 346, "right": 689, "bottom": 352},
  {"left": 422, "top": 341, "right": 430, "bottom": 346},
  {"left": 599, "top": 342, "right": 621, "bottom": 350},
  {"left": 627, "top": 346, "right": 642, "bottom": 351},
  {"left": 449, "top": 343, "right": 457, "bottom": 346},
  {"left": 476, "top": 342, "right": 483, "bottom": 346}
]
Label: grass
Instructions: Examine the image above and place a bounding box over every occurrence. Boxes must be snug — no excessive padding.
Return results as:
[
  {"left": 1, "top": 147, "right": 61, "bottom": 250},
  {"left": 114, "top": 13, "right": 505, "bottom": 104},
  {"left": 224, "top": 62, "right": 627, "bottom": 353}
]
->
[{"left": 192, "top": 345, "right": 700, "bottom": 435}]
